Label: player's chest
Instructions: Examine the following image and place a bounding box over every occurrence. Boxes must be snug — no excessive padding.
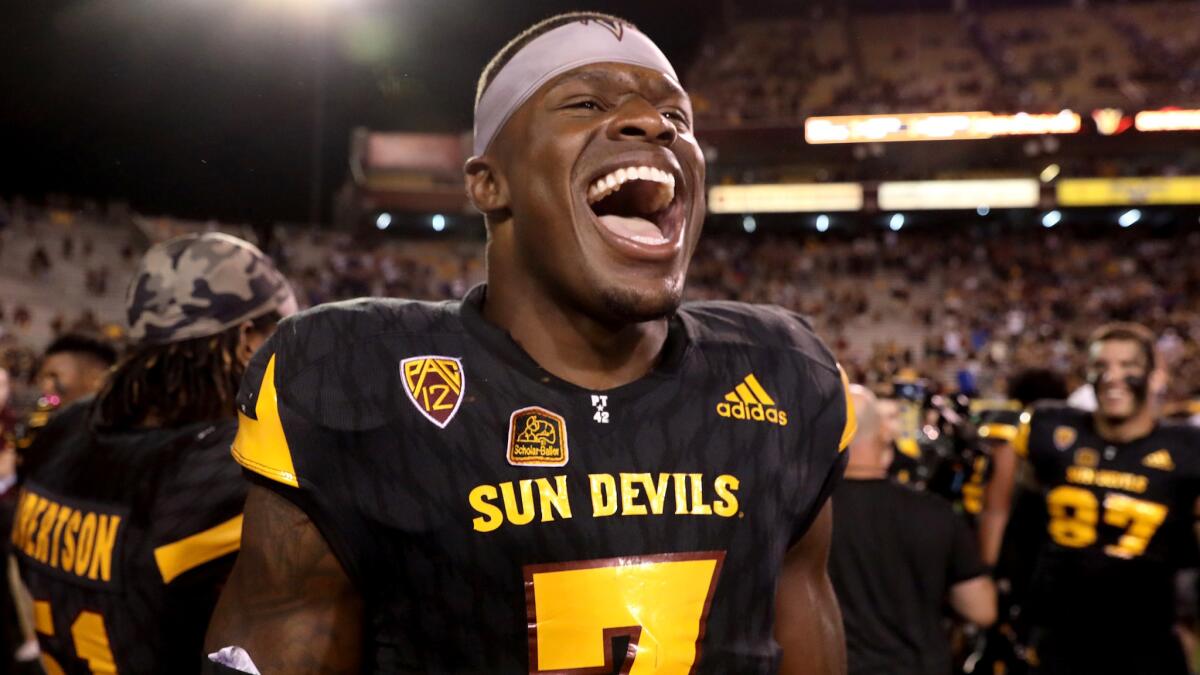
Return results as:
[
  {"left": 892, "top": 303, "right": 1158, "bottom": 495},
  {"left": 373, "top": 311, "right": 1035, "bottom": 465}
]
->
[
  {"left": 380, "top": 354, "right": 810, "bottom": 535},
  {"left": 1042, "top": 438, "right": 1185, "bottom": 557}
]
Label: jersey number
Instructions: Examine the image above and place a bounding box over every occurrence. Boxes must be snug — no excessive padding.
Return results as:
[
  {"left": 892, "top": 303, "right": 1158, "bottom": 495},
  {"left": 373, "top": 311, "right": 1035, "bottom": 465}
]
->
[
  {"left": 34, "top": 601, "right": 117, "bottom": 674},
  {"left": 1046, "top": 486, "right": 1168, "bottom": 558},
  {"left": 525, "top": 552, "right": 724, "bottom": 674}
]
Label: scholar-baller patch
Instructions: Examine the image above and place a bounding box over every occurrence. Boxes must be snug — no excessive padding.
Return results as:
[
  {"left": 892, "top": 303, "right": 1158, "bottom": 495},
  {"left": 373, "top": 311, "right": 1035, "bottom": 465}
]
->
[
  {"left": 507, "top": 406, "right": 568, "bottom": 467},
  {"left": 400, "top": 356, "right": 465, "bottom": 428}
]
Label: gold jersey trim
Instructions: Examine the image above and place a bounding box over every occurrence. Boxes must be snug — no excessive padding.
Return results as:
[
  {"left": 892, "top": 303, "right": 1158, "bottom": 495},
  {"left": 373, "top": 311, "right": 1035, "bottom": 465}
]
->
[
  {"left": 154, "top": 514, "right": 244, "bottom": 584},
  {"left": 231, "top": 354, "right": 299, "bottom": 488},
  {"left": 838, "top": 365, "right": 857, "bottom": 452},
  {"left": 1013, "top": 410, "right": 1033, "bottom": 458},
  {"left": 979, "top": 422, "right": 1019, "bottom": 442}
]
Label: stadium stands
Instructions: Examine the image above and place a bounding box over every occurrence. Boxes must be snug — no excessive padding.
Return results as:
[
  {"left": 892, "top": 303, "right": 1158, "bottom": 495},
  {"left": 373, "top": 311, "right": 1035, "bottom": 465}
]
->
[
  {"left": 690, "top": 1, "right": 1200, "bottom": 126},
  {"left": 5, "top": 204, "right": 1198, "bottom": 414}
]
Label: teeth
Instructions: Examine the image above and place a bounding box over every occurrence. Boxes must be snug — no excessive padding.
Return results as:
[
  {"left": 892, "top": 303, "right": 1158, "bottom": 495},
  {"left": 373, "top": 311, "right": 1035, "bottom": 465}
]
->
[{"left": 586, "top": 164, "right": 677, "bottom": 206}]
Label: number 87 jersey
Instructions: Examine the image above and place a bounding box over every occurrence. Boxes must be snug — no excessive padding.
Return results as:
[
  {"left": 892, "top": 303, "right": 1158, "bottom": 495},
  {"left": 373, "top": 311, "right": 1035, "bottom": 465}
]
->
[{"left": 1011, "top": 402, "right": 1200, "bottom": 642}]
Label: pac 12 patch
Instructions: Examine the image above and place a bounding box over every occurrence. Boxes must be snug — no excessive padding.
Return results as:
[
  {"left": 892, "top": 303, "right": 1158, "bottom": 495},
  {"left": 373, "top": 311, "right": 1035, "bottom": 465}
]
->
[
  {"left": 1053, "top": 425, "right": 1077, "bottom": 451},
  {"left": 400, "top": 356, "right": 465, "bottom": 428},
  {"left": 507, "top": 406, "right": 568, "bottom": 467}
]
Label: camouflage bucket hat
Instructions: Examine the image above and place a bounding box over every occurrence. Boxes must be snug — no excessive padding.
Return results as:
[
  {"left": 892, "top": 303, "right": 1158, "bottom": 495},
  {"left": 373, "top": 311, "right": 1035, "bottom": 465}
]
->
[{"left": 126, "top": 232, "right": 297, "bottom": 345}]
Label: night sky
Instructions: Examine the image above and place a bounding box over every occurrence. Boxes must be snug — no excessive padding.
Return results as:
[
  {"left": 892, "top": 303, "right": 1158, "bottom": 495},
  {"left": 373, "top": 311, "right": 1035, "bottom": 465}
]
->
[
  {"left": 3, "top": 0, "right": 1007, "bottom": 223},
  {"left": 2, "top": 0, "right": 708, "bottom": 223}
]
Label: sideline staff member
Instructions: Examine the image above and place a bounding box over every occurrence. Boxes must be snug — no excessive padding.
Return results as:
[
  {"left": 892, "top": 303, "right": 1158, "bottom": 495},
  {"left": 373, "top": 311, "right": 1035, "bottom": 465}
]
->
[{"left": 831, "top": 385, "right": 995, "bottom": 675}]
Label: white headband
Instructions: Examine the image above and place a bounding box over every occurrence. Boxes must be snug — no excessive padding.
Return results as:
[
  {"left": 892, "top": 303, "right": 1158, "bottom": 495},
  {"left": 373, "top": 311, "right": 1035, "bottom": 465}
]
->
[{"left": 472, "top": 19, "right": 679, "bottom": 157}]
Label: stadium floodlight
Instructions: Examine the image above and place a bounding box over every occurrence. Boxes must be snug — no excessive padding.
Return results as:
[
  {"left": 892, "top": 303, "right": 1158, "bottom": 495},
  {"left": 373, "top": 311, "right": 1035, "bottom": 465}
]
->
[
  {"left": 742, "top": 215, "right": 757, "bottom": 233},
  {"left": 1042, "top": 210, "right": 1062, "bottom": 228},
  {"left": 375, "top": 213, "right": 392, "bottom": 230},
  {"left": 889, "top": 213, "right": 905, "bottom": 231},
  {"left": 1040, "top": 164, "right": 1061, "bottom": 183},
  {"left": 432, "top": 214, "right": 446, "bottom": 232},
  {"left": 977, "top": 205, "right": 990, "bottom": 216},
  {"left": 1118, "top": 209, "right": 1141, "bottom": 228},
  {"left": 816, "top": 215, "right": 830, "bottom": 232}
]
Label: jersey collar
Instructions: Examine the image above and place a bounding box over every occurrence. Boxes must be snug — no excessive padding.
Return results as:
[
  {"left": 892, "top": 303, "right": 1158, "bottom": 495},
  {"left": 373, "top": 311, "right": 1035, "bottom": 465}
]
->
[{"left": 458, "top": 283, "right": 691, "bottom": 397}]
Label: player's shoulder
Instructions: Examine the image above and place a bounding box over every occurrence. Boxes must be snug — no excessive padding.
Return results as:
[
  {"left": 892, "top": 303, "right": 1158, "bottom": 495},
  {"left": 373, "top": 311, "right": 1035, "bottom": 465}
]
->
[
  {"left": 678, "top": 300, "right": 839, "bottom": 376},
  {"left": 1025, "top": 400, "right": 1089, "bottom": 428},
  {"left": 1153, "top": 419, "right": 1200, "bottom": 448},
  {"left": 1015, "top": 401, "right": 1089, "bottom": 458},
  {"left": 974, "top": 398, "right": 1024, "bottom": 442},
  {"left": 168, "top": 420, "right": 240, "bottom": 474},
  {"left": 269, "top": 296, "right": 463, "bottom": 374}
]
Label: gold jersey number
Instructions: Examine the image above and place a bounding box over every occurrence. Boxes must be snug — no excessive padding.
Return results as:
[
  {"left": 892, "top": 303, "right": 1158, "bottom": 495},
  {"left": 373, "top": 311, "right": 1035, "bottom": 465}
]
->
[
  {"left": 1046, "top": 486, "right": 1168, "bottom": 558},
  {"left": 525, "top": 552, "right": 724, "bottom": 674},
  {"left": 33, "top": 601, "right": 117, "bottom": 674}
]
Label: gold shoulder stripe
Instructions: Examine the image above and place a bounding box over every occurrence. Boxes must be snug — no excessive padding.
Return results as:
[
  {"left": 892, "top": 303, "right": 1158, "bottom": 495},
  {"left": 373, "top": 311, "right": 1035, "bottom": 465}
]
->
[
  {"left": 896, "top": 437, "right": 922, "bottom": 459},
  {"left": 979, "top": 422, "right": 1020, "bottom": 442},
  {"left": 837, "top": 365, "right": 857, "bottom": 452},
  {"left": 1013, "top": 410, "right": 1033, "bottom": 458},
  {"left": 154, "top": 514, "right": 243, "bottom": 584},
  {"left": 34, "top": 600, "right": 53, "bottom": 636},
  {"left": 231, "top": 354, "right": 299, "bottom": 488}
]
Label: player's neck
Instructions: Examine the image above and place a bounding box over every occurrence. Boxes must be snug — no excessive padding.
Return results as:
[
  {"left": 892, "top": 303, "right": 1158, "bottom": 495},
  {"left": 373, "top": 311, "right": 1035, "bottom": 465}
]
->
[
  {"left": 1094, "top": 407, "right": 1157, "bottom": 444},
  {"left": 843, "top": 467, "right": 887, "bottom": 480},
  {"left": 844, "top": 447, "right": 888, "bottom": 479},
  {"left": 481, "top": 277, "right": 669, "bottom": 391}
]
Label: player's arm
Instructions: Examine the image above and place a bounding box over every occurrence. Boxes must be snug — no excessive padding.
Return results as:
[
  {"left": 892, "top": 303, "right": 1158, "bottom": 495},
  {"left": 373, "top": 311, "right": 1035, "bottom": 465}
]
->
[
  {"left": 947, "top": 504, "right": 997, "bottom": 627},
  {"left": 977, "top": 413, "right": 1033, "bottom": 565},
  {"left": 977, "top": 440, "right": 1018, "bottom": 566},
  {"left": 203, "top": 485, "right": 363, "bottom": 674},
  {"left": 775, "top": 501, "right": 847, "bottom": 675},
  {"left": 949, "top": 576, "right": 997, "bottom": 627}
]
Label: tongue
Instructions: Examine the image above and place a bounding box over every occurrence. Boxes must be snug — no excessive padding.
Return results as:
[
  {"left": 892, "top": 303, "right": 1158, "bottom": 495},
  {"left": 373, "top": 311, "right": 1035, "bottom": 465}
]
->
[{"left": 598, "top": 214, "right": 667, "bottom": 245}]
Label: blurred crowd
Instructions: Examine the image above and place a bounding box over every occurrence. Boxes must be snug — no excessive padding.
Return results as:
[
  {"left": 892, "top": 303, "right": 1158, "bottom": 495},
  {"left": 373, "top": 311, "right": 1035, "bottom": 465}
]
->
[
  {"left": 3, "top": 208, "right": 1199, "bottom": 420},
  {"left": 689, "top": 1, "right": 1200, "bottom": 126}
]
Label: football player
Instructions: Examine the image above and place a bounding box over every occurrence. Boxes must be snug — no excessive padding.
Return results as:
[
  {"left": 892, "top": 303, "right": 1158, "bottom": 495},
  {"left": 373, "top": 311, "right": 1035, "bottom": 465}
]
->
[
  {"left": 35, "top": 333, "right": 118, "bottom": 409},
  {"left": 14, "top": 233, "right": 294, "bottom": 674},
  {"left": 206, "top": 12, "right": 855, "bottom": 675},
  {"left": 994, "top": 323, "right": 1199, "bottom": 674}
]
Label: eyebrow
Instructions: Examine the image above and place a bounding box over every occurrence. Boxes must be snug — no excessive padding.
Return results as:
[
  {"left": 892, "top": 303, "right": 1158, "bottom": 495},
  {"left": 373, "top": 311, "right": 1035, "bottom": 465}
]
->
[{"left": 549, "top": 67, "right": 688, "bottom": 102}]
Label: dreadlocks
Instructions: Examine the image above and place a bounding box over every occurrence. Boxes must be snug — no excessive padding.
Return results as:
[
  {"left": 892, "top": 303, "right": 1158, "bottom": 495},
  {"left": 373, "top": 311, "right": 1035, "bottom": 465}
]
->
[{"left": 91, "top": 312, "right": 279, "bottom": 430}]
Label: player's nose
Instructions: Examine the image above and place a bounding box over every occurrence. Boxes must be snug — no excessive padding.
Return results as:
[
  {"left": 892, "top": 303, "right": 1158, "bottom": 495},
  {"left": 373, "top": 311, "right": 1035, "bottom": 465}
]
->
[{"left": 606, "top": 97, "right": 676, "bottom": 147}]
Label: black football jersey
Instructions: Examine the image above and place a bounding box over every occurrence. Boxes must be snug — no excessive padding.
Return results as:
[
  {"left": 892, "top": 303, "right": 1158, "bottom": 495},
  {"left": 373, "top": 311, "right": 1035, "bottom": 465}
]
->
[
  {"left": 14, "top": 402, "right": 246, "bottom": 674},
  {"left": 1012, "top": 402, "right": 1200, "bottom": 643},
  {"left": 959, "top": 400, "right": 1023, "bottom": 518},
  {"left": 232, "top": 284, "right": 853, "bottom": 674}
]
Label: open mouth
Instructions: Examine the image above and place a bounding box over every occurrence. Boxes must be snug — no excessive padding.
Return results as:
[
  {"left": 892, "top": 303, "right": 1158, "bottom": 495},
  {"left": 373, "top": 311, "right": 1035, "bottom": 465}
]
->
[{"left": 585, "top": 165, "right": 681, "bottom": 248}]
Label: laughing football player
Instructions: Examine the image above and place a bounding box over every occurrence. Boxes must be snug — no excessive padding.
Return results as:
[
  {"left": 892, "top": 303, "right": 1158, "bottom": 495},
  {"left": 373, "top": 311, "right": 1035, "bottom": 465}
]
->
[{"left": 206, "top": 13, "right": 854, "bottom": 674}]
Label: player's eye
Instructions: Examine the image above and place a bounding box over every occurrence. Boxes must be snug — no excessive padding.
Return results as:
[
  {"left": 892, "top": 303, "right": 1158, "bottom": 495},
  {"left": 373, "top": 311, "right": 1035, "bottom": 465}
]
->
[
  {"left": 563, "top": 99, "right": 603, "bottom": 111},
  {"left": 662, "top": 109, "right": 688, "bottom": 124}
]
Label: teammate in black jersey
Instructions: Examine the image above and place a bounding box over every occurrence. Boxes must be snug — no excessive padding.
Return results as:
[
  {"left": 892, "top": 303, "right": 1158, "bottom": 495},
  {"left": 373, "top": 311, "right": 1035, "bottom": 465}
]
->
[
  {"left": 15, "top": 233, "right": 294, "bottom": 674},
  {"left": 207, "top": 12, "right": 854, "bottom": 675},
  {"left": 995, "top": 324, "right": 1200, "bottom": 674}
]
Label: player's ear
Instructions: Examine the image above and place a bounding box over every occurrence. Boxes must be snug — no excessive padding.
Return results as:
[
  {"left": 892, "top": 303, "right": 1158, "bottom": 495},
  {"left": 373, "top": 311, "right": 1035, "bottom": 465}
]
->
[
  {"left": 235, "top": 321, "right": 265, "bottom": 368},
  {"left": 465, "top": 156, "right": 511, "bottom": 222}
]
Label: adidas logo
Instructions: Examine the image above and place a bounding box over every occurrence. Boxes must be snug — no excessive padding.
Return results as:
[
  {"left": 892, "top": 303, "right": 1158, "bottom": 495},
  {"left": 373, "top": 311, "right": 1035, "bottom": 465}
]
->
[
  {"left": 716, "top": 374, "right": 788, "bottom": 426},
  {"left": 1142, "top": 449, "right": 1174, "bottom": 472}
]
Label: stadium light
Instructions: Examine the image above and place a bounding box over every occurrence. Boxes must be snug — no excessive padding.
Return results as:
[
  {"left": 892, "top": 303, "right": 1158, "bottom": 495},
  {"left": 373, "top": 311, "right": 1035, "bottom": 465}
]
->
[
  {"left": 375, "top": 213, "right": 392, "bottom": 230},
  {"left": 1040, "top": 164, "right": 1061, "bottom": 183},
  {"left": 889, "top": 213, "right": 905, "bottom": 231},
  {"left": 976, "top": 205, "right": 990, "bottom": 216},
  {"left": 1118, "top": 209, "right": 1141, "bottom": 228},
  {"left": 742, "top": 215, "right": 757, "bottom": 233},
  {"left": 431, "top": 214, "right": 446, "bottom": 232},
  {"left": 816, "top": 215, "right": 830, "bottom": 232},
  {"left": 1042, "top": 210, "right": 1062, "bottom": 228}
]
